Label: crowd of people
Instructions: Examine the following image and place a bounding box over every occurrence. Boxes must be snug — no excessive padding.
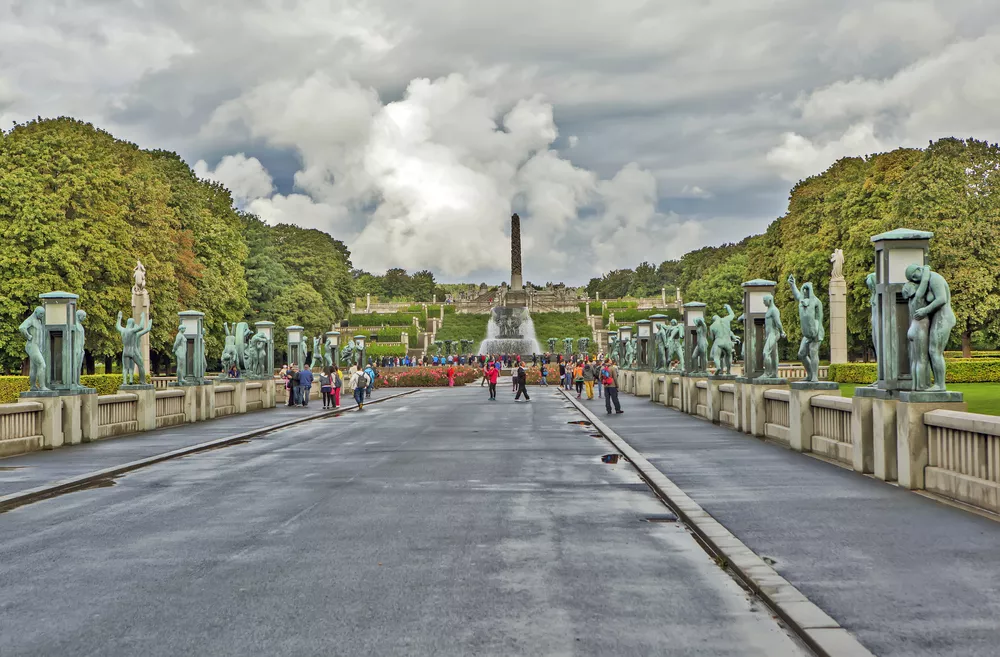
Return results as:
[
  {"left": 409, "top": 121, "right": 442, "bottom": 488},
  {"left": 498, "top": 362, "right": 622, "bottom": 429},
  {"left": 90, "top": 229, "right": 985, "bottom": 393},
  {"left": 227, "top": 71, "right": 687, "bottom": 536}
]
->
[
  {"left": 474, "top": 352, "right": 624, "bottom": 415},
  {"left": 278, "top": 361, "right": 380, "bottom": 411}
]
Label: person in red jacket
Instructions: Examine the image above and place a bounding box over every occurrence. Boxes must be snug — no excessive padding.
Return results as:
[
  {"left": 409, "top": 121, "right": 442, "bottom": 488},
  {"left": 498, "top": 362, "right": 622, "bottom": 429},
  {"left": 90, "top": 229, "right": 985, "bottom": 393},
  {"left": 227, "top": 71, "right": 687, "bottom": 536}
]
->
[
  {"left": 447, "top": 364, "right": 456, "bottom": 387},
  {"left": 486, "top": 362, "right": 499, "bottom": 400}
]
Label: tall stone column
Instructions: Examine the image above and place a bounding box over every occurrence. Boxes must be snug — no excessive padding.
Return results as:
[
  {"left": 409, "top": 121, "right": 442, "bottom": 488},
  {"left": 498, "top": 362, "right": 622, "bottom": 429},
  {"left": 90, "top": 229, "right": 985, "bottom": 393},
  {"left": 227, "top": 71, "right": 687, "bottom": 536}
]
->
[
  {"left": 131, "top": 260, "right": 151, "bottom": 379},
  {"left": 829, "top": 249, "right": 848, "bottom": 364},
  {"left": 510, "top": 213, "right": 523, "bottom": 291}
]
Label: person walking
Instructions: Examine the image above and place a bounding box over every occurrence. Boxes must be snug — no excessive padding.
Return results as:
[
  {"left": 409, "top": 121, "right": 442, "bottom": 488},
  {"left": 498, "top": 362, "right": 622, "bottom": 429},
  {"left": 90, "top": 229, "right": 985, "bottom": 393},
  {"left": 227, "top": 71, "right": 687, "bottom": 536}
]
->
[
  {"left": 514, "top": 362, "right": 530, "bottom": 402},
  {"left": 480, "top": 360, "right": 489, "bottom": 387},
  {"left": 349, "top": 367, "right": 367, "bottom": 410},
  {"left": 320, "top": 367, "right": 332, "bottom": 409},
  {"left": 602, "top": 358, "right": 623, "bottom": 415},
  {"left": 447, "top": 363, "right": 456, "bottom": 387},
  {"left": 559, "top": 360, "right": 569, "bottom": 390},
  {"left": 595, "top": 359, "right": 603, "bottom": 399},
  {"left": 300, "top": 364, "right": 314, "bottom": 407},
  {"left": 487, "top": 361, "right": 499, "bottom": 400},
  {"left": 283, "top": 365, "right": 294, "bottom": 407},
  {"left": 583, "top": 358, "right": 596, "bottom": 400},
  {"left": 332, "top": 365, "right": 343, "bottom": 408},
  {"left": 290, "top": 366, "right": 302, "bottom": 407},
  {"left": 540, "top": 362, "right": 549, "bottom": 386},
  {"left": 573, "top": 362, "right": 585, "bottom": 398},
  {"left": 364, "top": 363, "right": 377, "bottom": 400}
]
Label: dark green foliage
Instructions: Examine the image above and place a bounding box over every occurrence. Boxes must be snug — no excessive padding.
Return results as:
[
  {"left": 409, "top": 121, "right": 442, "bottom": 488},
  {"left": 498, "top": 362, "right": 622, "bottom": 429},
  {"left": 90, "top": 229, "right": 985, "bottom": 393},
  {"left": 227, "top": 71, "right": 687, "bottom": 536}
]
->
[
  {"left": 0, "top": 118, "right": 354, "bottom": 372},
  {"left": 531, "top": 312, "right": 594, "bottom": 353}
]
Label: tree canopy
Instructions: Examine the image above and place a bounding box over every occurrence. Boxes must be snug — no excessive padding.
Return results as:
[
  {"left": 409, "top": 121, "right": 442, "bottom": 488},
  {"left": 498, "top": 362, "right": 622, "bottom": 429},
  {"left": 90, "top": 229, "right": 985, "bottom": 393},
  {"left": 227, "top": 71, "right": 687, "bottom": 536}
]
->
[{"left": 0, "top": 118, "right": 354, "bottom": 372}]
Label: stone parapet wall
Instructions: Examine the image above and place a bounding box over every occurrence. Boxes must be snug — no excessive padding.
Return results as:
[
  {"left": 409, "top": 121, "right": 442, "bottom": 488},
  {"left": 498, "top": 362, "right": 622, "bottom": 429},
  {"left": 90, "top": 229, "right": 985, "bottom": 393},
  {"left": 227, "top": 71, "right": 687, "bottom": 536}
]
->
[
  {"left": 0, "top": 379, "right": 276, "bottom": 459},
  {"left": 624, "top": 375, "right": 1000, "bottom": 517}
]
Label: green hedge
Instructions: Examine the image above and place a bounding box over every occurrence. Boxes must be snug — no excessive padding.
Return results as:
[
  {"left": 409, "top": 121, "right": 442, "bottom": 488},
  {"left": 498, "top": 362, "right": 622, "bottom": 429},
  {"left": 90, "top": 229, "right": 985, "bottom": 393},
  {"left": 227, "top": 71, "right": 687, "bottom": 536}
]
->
[
  {"left": 603, "top": 307, "right": 681, "bottom": 325},
  {"left": 944, "top": 351, "right": 1000, "bottom": 359},
  {"left": 829, "top": 360, "right": 1000, "bottom": 384},
  {"left": 0, "top": 374, "right": 147, "bottom": 404},
  {"left": 531, "top": 312, "right": 595, "bottom": 354},
  {"left": 347, "top": 312, "right": 420, "bottom": 327},
  {"left": 366, "top": 344, "right": 407, "bottom": 358},
  {"left": 374, "top": 329, "right": 404, "bottom": 342}
]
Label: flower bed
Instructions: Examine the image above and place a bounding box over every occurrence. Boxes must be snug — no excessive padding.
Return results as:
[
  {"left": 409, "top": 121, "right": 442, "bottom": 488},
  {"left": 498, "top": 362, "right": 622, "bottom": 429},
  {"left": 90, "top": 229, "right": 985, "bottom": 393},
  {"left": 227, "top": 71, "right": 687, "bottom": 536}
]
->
[{"left": 375, "top": 366, "right": 480, "bottom": 388}]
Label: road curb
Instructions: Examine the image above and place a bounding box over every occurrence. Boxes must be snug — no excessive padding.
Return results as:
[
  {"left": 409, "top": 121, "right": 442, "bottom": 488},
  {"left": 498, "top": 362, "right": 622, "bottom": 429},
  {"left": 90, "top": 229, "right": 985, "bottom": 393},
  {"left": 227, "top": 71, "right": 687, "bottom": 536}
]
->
[
  {"left": 561, "top": 389, "right": 874, "bottom": 657},
  {"left": 0, "top": 389, "right": 420, "bottom": 513}
]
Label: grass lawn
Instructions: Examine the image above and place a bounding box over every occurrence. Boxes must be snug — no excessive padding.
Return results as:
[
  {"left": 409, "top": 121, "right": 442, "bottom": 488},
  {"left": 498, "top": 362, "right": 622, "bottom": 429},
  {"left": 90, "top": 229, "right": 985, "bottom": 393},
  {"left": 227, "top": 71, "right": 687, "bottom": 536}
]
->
[{"left": 838, "top": 383, "right": 1000, "bottom": 416}]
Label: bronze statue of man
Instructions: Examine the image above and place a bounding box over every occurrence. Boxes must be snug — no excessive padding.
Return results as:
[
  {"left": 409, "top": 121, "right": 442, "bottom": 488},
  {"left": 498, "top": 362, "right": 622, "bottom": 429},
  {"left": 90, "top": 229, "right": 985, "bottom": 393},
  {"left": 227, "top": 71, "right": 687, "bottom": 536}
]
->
[
  {"left": 118, "top": 311, "right": 153, "bottom": 385},
  {"left": 709, "top": 304, "right": 739, "bottom": 375},
  {"left": 19, "top": 306, "right": 48, "bottom": 391},
  {"left": 788, "top": 275, "right": 824, "bottom": 382},
  {"left": 905, "top": 264, "right": 956, "bottom": 391},
  {"left": 172, "top": 324, "right": 188, "bottom": 383},
  {"left": 763, "top": 294, "right": 785, "bottom": 379},
  {"left": 74, "top": 309, "right": 87, "bottom": 381}
]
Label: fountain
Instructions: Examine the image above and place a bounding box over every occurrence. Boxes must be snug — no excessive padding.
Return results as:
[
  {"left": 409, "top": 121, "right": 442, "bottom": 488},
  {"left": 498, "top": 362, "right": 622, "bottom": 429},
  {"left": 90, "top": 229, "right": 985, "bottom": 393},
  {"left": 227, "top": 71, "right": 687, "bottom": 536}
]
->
[
  {"left": 479, "top": 307, "right": 542, "bottom": 355},
  {"left": 477, "top": 212, "right": 543, "bottom": 355}
]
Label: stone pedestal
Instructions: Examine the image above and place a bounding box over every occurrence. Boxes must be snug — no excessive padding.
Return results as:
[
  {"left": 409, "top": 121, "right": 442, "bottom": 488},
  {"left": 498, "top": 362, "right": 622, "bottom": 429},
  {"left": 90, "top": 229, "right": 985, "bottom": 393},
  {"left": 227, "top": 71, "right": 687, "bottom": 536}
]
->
[
  {"left": 19, "top": 393, "right": 62, "bottom": 449},
  {"left": 897, "top": 391, "right": 967, "bottom": 490},
  {"left": 829, "top": 278, "right": 848, "bottom": 364},
  {"left": 865, "top": 390, "right": 899, "bottom": 482},
  {"left": 789, "top": 381, "right": 840, "bottom": 452},
  {"left": 121, "top": 385, "right": 156, "bottom": 432},
  {"left": 81, "top": 392, "right": 99, "bottom": 443},
  {"left": 263, "top": 378, "right": 276, "bottom": 409},
  {"left": 707, "top": 375, "right": 737, "bottom": 425},
  {"left": 737, "top": 378, "right": 788, "bottom": 438},
  {"left": 634, "top": 370, "right": 651, "bottom": 398},
  {"left": 234, "top": 379, "right": 248, "bottom": 414},
  {"left": 59, "top": 394, "right": 83, "bottom": 446},
  {"left": 681, "top": 374, "right": 709, "bottom": 416},
  {"left": 850, "top": 392, "right": 875, "bottom": 474}
]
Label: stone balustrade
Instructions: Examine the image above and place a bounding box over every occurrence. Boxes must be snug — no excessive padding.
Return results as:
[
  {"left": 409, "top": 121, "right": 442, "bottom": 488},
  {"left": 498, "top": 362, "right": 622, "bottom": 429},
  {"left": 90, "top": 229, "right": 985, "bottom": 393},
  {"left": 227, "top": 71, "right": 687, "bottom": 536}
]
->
[
  {"left": 763, "top": 389, "right": 790, "bottom": 444},
  {"left": 0, "top": 402, "right": 44, "bottom": 457},
  {"left": 695, "top": 380, "right": 709, "bottom": 420},
  {"left": 98, "top": 393, "right": 139, "bottom": 438},
  {"left": 152, "top": 376, "right": 176, "bottom": 389},
  {"left": 624, "top": 370, "right": 1000, "bottom": 516},
  {"left": 0, "top": 379, "right": 277, "bottom": 459},
  {"left": 776, "top": 365, "right": 829, "bottom": 380},
  {"left": 924, "top": 410, "right": 1000, "bottom": 514},
  {"left": 810, "top": 395, "right": 854, "bottom": 466},
  {"left": 155, "top": 389, "right": 187, "bottom": 429},
  {"left": 719, "top": 384, "right": 738, "bottom": 429}
]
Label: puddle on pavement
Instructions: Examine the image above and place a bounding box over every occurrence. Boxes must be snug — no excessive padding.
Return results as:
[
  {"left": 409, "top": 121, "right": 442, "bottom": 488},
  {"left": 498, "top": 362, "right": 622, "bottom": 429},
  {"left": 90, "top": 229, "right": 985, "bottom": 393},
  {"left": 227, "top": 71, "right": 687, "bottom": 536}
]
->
[
  {"left": 601, "top": 454, "right": 622, "bottom": 464},
  {"left": 589, "top": 433, "right": 604, "bottom": 439},
  {"left": 0, "top": 466, "right": 26, "bottom": 471},
  {"left": 568, "top": 420, "right": 593, "bottom": 426},
  {"left": 641, "top": 514, "right": 678, "bottom": 523},
  {"left": 1, "top": 476, "right": 117, "bottom": 514}
]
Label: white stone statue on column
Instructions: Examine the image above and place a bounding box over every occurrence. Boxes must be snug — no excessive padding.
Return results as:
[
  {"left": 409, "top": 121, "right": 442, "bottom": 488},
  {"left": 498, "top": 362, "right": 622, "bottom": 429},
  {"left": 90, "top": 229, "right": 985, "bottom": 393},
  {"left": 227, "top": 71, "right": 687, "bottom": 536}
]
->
[
  {"left": 132, "top": 259, "right": 152, "bottom": 380},
  {"left": 829, "top": 248, "right": 848, "bottom": 364}
]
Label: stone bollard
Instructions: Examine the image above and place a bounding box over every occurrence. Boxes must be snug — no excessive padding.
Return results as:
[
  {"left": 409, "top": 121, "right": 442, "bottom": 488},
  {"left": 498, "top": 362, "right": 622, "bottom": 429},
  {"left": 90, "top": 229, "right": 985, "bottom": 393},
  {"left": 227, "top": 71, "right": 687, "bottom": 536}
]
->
[
  {"left": 59, "top": 393, "right": 84, "bottom": 445},
  {"left": 81, "top": 393, "right": 99, "bottom": 443},
  {"left": 234, "top": 379, "right": 248, "bottom": 414},
  {"left": 198, "top": 384, "right": 215, "bottom": 421},
  {"left": 121, "top": 384, "right": 156, "bottom": 432},
  {"left": 635, "top": 370, "right": 651, "bottom": 398},
  {"left": 789, "top": 381, "right": 840, "bottom": 452},
  {"left": 37, "top": 396, "right": 63, "bottom": 449},
  {"left": 858, "top": 389, "right": 899, "bottom": 482},
  {"left": 896, "top": 391, "right": 967, "bottom": 490}
]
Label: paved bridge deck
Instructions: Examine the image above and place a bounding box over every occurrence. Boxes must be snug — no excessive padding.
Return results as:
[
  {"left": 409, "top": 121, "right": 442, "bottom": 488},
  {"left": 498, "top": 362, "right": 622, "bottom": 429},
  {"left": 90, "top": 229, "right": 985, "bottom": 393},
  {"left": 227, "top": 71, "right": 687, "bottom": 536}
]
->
[{"left": 594, "top": 394, "right": 1000, "bottom": 657}]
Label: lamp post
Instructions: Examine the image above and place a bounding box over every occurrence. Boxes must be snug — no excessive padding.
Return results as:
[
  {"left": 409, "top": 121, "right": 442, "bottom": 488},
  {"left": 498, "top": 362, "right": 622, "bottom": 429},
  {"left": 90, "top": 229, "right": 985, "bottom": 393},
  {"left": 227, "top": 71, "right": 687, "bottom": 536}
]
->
[
  {"left": 354, "top": 334, "right": 367, "bottom": 368},
  {"left": 255, "top": 321, "right": 275, "bottom": 377},
  {"left": 286, "top": 325, "right": 303, "bottom": 368},
  {"left": 178, "top": 311, "right": 206, "bottom": 383},
  {"left": 683, "top": 302, "right": 706, "bottom": 374},
  {"left": 741, "top": 280, "right": 777, "bottom": 380},
  {"left": 636, "top": 319, "right": 652, "bottom": 370},
  {"left": 327, "top": 331, "right": 340, "bottom": 369}
]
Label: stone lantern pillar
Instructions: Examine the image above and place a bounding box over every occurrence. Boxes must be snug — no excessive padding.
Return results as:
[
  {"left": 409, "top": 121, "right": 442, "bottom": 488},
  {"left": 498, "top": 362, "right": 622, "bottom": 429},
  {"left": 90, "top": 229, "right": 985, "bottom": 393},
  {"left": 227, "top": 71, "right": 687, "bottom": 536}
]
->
[
  {"left": 286, "top": 325, "right": 304, "bottom": 369},
  {"left": 327, "top": 331, "right": 341, "bottom": 369},
  {"left": 354, "top": 334, "right": 367, "bottom": 369},
  {"left": 254, "top": 321, "right": 275, "bottom": 377}
]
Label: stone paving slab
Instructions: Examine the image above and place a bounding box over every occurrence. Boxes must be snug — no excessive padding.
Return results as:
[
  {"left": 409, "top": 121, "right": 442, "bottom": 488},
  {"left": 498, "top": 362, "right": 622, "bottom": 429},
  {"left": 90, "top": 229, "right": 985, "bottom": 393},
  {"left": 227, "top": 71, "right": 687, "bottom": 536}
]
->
[
  {"left": 588, "top": 393, "right": 1000, "bottom": 657},
  {"left": 0, "top": 390, "right": 397, "bottom": 498}
]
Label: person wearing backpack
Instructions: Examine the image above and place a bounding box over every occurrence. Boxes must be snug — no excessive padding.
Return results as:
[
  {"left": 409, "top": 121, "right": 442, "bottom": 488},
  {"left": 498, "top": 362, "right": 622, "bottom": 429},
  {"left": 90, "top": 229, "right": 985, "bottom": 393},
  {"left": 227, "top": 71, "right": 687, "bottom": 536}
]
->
[
  {"left": 320, "top": 367, "right": 333, "bottom": 409},
  {"left": 350, "top": 367, "right": 367, "bottom": 409},
  {"left": 573, "top": 363, "right": 585, "bottom": 398},
  {"left": 486, "top": 361, "right": 499, "bottom": 401},
  {"left": 540, "top": 362, "right": 549, "bottom": 386},
  {"left": 602, "top": 358, "right": 623, "bottom": 415},
  {"left": 364, "top": 364, "right": 377, "bottom": 399}
]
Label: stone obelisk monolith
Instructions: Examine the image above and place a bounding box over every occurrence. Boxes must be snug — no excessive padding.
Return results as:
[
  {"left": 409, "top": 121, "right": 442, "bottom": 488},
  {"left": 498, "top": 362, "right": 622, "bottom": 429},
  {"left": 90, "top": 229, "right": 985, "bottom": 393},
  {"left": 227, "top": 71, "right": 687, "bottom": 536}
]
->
[{"left": 510, "top": 213, "right": 523, "bottom": 292}]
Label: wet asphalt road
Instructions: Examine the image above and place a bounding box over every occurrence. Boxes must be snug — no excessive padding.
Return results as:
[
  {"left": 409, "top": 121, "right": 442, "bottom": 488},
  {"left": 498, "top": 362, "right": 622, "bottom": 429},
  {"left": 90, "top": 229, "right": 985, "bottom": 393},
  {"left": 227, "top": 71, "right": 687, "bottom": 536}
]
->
[
  {"left": 0, "top": 387, "right": 805, "bottom": 657},
  {"left": 595, "top": 392, "right": 1000, "bottom": 657}
]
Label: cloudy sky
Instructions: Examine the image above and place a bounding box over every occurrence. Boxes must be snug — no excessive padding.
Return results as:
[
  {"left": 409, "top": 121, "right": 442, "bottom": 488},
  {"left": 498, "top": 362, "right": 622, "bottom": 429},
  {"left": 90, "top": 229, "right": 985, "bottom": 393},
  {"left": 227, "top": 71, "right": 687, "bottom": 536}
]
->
[{"left": 3, "top": 1, "right": 999, "bottom": 285}]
